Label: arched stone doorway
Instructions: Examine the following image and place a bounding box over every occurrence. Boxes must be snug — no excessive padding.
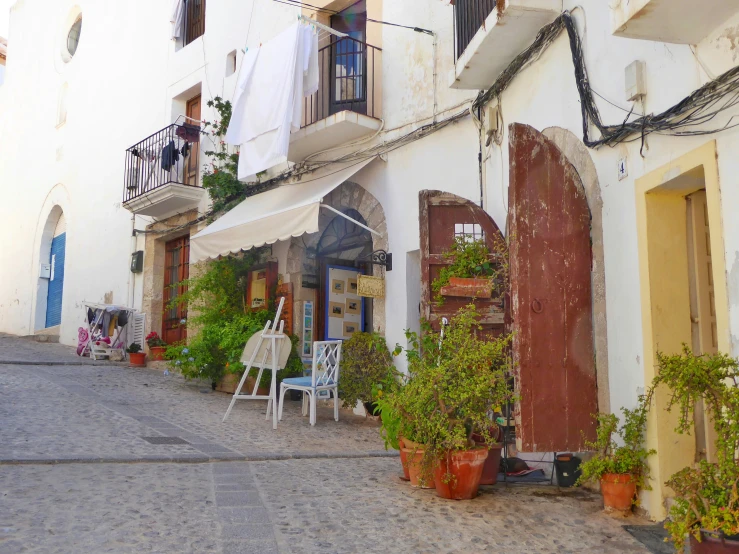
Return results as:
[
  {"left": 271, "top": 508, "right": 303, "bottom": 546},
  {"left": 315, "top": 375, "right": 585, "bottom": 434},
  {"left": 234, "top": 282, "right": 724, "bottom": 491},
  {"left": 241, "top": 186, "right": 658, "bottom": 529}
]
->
[
  {"left": 286, "top": 181, "right": 388, "bottom": 341},
  {"left": 35, "top": 207, "right": 67, "bottom": 331}
]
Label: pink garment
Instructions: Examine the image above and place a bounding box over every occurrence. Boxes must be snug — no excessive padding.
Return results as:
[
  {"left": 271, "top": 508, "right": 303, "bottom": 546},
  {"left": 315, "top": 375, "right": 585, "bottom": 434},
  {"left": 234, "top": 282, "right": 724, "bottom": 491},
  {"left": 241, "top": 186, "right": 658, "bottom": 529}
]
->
[{"left": 76, "top": 327, "right": 89, "bottom": 356}]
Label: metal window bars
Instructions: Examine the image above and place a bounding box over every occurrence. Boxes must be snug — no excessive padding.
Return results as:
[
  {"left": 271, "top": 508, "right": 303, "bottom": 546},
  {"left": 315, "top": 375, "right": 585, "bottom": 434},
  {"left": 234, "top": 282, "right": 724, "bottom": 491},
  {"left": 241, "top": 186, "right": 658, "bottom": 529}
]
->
[
  {"left": 302, "top": 35, "right": 381, "bottom": 128},
  {"left": 453, "top": 0, "right": 497, "bottom": 60},
  {"left": 123, "top": 123, "right": 201, "bottom": 203},
  {"left": 184, "top": 0, "right": 206, "bottom": 46}
]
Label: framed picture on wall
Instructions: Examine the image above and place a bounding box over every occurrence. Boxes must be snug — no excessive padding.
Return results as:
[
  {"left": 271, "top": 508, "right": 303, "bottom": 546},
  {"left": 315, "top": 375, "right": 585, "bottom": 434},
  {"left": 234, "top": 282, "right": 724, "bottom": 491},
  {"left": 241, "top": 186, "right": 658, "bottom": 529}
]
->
[
  {"left": 343, "top": 321, "right": 357, "bottom": 337},
  {"left": 346, "top": 299, "right": 360, "bottom": 315},
  {"left": 331, "top": 279, "right": 345, "bottom": 294},
  {"left": 348, "top": 277, "right": 358, "bottom": 293},
  {"left": 329, "top": 302, "right": 344, "bottom": 318}
]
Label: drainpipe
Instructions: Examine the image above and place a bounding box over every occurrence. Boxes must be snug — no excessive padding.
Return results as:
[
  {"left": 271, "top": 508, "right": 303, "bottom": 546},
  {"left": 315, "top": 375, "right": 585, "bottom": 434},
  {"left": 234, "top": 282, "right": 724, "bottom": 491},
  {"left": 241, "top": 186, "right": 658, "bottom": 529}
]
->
[{"left": 127, "top": 214, "right": 136, "bottom": 309}]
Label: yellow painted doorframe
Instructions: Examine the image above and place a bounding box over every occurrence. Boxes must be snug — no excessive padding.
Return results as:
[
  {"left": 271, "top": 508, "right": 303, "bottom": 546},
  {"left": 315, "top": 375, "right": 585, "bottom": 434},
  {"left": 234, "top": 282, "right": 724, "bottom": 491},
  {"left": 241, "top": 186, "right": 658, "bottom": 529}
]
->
[{"left": 635, "top": 140, "right": 730, "bottom": 519}]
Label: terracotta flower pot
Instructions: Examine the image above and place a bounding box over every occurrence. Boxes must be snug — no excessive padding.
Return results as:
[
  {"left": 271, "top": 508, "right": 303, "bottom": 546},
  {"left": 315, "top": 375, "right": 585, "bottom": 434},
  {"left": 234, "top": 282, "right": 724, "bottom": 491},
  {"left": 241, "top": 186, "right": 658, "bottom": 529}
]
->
[
  {"left": 149, "top": 346, "right": 166, "bottom": 361},
  {"left": 434, "top": 448, "right": 489, "bottom": 500},
  {"left": 600, "top": 473, "right": 636, "bottom": 511},
  {"left": 689, "top": 531, "right": 739, "bottom": 553},
  {"left": 129, "top": 352, "right": 146, "bottom": 367},
  {"left": 440, "top": 277, "right": 493, "bottom": 299},
  {"left": 398, "top": 437, "right": 410, "bottom": 481},
  {"left": 475, "top": 443, "right": 502, "bottom": 485},
  {"left": 402, "top": 445, "right": 434, "bottom": 489}
]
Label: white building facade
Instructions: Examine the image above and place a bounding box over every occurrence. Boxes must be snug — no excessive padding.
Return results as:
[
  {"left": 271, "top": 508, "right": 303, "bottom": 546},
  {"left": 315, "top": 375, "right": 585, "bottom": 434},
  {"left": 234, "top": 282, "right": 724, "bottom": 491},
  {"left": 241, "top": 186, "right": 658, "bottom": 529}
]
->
[{"left": 1, "top": 0, "right": 738, "bottom": 519}]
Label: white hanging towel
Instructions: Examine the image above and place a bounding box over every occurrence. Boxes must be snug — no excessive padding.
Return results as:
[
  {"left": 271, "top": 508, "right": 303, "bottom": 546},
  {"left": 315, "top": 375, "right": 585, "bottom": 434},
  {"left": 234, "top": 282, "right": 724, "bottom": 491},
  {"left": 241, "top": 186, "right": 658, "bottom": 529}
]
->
[
  {"left": 171, "top": 0, "right": 185, "bottom": 40},
  {"left": 226, "top": 23, "right": 319, "bottom": 181}
]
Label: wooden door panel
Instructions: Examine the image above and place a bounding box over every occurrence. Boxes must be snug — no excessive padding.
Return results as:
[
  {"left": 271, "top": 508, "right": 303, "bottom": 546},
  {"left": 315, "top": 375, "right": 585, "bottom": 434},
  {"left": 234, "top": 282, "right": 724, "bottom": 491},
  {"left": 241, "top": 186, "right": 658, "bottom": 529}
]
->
[
  {"left": 419, "top": 190, "right": 506, "bottom": 334},
  {"left": 163, "top": 236, "right": 190, "bottom": 345},
  {"left": 185, "top": 95, "right": 201, "bottom": 186},
  {"left": 509, "top": 123, "right": 597, "bottom": 452}
]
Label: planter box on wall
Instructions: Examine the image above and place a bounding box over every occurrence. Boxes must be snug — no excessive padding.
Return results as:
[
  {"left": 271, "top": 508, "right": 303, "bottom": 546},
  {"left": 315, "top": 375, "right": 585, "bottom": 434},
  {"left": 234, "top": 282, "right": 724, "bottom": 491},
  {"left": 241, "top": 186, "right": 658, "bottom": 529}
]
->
[{"left": 440, "top": 277, "right": 493, "bottom": 299}]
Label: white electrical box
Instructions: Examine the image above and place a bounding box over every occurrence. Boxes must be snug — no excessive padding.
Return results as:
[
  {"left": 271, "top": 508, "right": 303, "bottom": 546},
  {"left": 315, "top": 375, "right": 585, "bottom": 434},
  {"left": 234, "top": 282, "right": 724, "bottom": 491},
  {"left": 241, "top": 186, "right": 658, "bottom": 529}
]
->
[
  {"left": 39, "top": 263, "right": 51, "bottom": 279},
  {"left": 625, "top": 60, "right": 646, "bottom": 102}
]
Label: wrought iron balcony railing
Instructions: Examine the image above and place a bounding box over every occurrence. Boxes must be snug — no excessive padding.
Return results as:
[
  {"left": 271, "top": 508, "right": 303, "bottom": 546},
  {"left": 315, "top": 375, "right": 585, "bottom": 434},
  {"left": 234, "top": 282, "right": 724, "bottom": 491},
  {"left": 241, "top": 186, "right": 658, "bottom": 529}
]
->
[
  {"left": 124, "top": 123, "right": 201, "bottom": 203},
  {"left": 454, "top": 0, "right": 497, "bottom": 59},
  {"left": 302, "top": 36, "right": 382, "bottom": 128}
]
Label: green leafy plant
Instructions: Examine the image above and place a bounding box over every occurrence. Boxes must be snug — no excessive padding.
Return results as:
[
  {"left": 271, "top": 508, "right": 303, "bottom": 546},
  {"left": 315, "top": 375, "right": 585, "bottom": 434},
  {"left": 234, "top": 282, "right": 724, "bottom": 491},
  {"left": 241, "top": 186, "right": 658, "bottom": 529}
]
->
[
  {"left": 652, "top": 346, "right": 739, "bottom": 552},
  {"left": 164, "top": 254, "right": 303, "bottom": 389},
  {"left": 201, "top": 97, "right": 247, "bottom": 216},
  {"left": 430, "top": 235, "right": 509, "bottom": 304},
  {"left": 338, "top": 332, "right": 396, "bottom": 409},
  {"left": 391, "top": 305, "right": 514, "bottom": 479},
  {"left": 372, "top": 377, "right": 403, "bottom": 451},
  {"left": 576, "top": 393, "right": 655, "bottom": 494},
  {"left": 126, "top": 343, "right": 142, "bottom": 354}
]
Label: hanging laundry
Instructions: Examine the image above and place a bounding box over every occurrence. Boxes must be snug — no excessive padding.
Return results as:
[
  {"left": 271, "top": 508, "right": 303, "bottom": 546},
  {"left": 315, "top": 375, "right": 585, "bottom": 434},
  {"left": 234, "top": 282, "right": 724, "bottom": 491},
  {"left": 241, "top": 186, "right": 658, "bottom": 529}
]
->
[
  {"left": 161, "top": 140, "right": 180, "bottom": 171},
  {"left": 226, "top": 23, "right": 319, "bottom": 181},
  {"left": 181, "top": 142, "right": 191, "bottom": 158},
  {"left": 171, "top": 0, "right": 185, "bottom": 40},
  {"left": 176, "top": 123, "right": 200, "bottom": 143}
]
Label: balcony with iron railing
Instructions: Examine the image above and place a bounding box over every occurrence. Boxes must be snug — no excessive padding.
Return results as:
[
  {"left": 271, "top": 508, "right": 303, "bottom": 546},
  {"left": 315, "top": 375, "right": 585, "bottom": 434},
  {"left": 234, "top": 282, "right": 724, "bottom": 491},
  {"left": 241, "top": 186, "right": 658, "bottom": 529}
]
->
[
  {"left": 122, "top": 123, "right": 206, "bottom": 219},
  {"left": 451, "top": 0, "right": 562, "bottom": 90},
  {"left": 288, "top": 35, "right": 383, "bottom": 163}
]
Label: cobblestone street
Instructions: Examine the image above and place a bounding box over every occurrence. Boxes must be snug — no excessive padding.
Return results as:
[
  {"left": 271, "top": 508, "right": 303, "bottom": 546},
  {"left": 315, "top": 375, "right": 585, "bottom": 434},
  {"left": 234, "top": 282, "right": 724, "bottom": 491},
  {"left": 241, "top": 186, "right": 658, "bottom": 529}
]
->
[{"left": 0, "top": 336, "right": 654, "bottom": 553}]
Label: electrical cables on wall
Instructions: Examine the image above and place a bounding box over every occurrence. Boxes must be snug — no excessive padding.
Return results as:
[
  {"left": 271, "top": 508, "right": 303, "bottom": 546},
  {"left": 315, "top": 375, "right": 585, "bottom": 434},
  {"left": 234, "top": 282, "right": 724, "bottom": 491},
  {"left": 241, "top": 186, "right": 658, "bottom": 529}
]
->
[{"left": 472, "top": 12, "right": 739, "bottom": 149}]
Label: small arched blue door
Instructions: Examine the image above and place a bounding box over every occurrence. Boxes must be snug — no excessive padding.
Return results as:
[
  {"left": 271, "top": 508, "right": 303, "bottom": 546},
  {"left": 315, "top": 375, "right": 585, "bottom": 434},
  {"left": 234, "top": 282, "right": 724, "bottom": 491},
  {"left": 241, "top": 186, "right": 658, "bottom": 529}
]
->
[{"left": 45, "top": 232, "right": 66, "bottom": 328}]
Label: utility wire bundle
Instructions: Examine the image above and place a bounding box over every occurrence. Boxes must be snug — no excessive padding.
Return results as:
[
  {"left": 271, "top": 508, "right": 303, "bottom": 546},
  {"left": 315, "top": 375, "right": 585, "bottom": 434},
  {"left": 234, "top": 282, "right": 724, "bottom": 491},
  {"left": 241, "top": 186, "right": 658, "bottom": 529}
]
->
[{"left": 474, "top": 12, "right": 739, "bottom": 149}]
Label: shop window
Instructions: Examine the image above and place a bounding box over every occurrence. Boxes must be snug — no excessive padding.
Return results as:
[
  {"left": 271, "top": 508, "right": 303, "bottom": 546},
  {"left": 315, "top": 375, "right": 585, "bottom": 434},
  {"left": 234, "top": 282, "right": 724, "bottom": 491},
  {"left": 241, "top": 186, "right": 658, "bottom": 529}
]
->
[{"left": 246, "top": 262, "right": 278, "bottom": 311}]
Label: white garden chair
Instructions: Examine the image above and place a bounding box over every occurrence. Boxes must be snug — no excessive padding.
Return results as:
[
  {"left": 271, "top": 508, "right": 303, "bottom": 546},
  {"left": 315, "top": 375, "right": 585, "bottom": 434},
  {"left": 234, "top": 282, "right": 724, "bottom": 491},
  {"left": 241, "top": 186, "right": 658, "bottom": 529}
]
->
[{"left": 278, "top": 341, "right": 342, "bottom": 426}]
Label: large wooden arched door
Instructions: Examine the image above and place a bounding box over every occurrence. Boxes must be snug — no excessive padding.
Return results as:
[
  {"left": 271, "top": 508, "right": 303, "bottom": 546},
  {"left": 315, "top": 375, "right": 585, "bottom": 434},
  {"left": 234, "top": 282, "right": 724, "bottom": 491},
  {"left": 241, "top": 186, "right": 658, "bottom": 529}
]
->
[
  {"left": 419, "top": 190, "right": 506, "bottom": 336},
  {"left": 509, "top": 123, "right": 597, "bottom": 452}
]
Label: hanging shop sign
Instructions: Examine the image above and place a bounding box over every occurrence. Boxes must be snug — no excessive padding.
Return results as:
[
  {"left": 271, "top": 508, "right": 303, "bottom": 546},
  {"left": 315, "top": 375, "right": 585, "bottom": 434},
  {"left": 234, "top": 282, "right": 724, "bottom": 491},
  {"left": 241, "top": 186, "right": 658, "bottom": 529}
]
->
[{"left": 357, "top": 275, "right": 385, "bottom": 298}]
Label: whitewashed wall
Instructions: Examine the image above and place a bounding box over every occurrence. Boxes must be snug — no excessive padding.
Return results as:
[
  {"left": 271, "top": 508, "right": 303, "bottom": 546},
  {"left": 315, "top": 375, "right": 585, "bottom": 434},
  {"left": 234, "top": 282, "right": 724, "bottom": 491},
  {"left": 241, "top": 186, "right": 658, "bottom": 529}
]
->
[{"left": 477, "top": 0, "right": 739, "bottom": 418}]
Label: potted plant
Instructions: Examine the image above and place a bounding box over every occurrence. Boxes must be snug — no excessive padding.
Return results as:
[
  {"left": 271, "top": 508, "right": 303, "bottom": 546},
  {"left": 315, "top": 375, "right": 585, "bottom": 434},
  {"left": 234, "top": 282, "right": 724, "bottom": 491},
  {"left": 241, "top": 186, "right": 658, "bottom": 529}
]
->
[
  {"left": 372, "top": 378, "right": 410, "bottom": 481},
  {"left": 577, "top": 394, "right": 655, "bottom": 512},
  {"left": 430, "top": 235, "right": 508, "bottom": 303},
  {"left": 146, "top": 331, "right": 167, "bottom": 361},
  {"left": 653, "top": 347, "right": 739, "bottom": 553},
  {"left": 337, "top": 332, "right": 396, "bottom": 415},
  {"left": 396, "top": 305, "right": 513, "bottom": 499},
  {"left": 127, "top": 343, "right": 146, "bottom": 367}
]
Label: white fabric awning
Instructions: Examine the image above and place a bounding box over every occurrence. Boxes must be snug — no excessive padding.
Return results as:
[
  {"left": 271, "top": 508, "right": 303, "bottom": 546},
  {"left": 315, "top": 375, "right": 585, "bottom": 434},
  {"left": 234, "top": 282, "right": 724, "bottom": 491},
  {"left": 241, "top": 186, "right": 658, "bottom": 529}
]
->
[{"left": 191, "top": 158, "right": 376, "bottom": 263}]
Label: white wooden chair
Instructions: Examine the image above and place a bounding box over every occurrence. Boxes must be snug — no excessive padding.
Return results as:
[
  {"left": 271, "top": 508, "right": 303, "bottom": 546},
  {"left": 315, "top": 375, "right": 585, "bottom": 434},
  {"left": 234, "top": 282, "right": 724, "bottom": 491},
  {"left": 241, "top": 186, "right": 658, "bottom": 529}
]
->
[{"left": 278, "top": 341, "right": 342, "bottom": 426}]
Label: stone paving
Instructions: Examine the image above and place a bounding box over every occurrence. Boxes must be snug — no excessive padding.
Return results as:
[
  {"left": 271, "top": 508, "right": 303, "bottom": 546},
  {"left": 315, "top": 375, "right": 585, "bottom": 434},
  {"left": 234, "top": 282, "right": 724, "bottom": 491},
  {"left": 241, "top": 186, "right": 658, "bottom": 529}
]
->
[{"left": 0, "top": 335, "right": 658, "bottom": 553}]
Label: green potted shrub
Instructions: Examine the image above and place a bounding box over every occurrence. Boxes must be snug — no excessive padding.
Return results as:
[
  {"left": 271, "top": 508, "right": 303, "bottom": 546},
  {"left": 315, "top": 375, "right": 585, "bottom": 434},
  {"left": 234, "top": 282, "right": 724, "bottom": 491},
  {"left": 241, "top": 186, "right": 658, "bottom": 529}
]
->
[
  {"left": 576, "top": 394, "right": 655, "bottom": 512},
  {"left": 653, "top": 347, "right": 739, "bottom": 553},
  {"left": 395, "top": 305, "right": 513, "bottom": 499},
  {"left": 127, "top": 343, "right": 146, "bottom": 367},
  {"left": 430, "top": 236, "right": 507, "bottom": 303},
  {"left": 146, "top": 331, "right": 167, "bottom": 361},
  {"left": 338, "top": 332, "right": 396, "bottom": 415}
]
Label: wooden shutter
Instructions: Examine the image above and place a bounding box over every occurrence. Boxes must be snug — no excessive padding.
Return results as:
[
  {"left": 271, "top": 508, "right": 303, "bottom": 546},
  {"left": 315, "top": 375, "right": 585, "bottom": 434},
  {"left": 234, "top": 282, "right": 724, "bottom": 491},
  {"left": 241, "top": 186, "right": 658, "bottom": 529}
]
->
[
  {"left": 508, "top": 123, "right": 597, "bottom": 452},
  {"left": 419, "top": 190, "right": 506, "bottom": 335}
]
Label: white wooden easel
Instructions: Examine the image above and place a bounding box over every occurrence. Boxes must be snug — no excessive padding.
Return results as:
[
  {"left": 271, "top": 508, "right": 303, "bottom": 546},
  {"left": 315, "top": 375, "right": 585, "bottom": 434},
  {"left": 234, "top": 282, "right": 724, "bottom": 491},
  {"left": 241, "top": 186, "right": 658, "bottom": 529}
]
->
[{"left": 222, "top": 297, "right": 289, "bottom": 430}]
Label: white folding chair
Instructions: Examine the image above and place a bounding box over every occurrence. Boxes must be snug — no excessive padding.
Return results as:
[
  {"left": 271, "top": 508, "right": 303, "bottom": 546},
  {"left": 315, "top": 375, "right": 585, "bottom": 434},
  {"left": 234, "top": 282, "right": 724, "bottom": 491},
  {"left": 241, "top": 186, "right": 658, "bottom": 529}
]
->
[{"left": 278, "top": 341, "right": 342, "bottom": 426}]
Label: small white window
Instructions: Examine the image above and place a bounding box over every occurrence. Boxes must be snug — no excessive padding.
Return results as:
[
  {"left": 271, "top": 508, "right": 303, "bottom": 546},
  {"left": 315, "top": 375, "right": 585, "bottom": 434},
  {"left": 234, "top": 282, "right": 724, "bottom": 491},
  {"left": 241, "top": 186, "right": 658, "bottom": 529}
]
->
[
  {"left": 455, "top": 223, "right": 484, "bottom": 242},
  {"left": 226, "top": 50, "right": 237, "bottom": 77},
  {"left": 67, "top": 17, "right": 82, "bottom": 58}
]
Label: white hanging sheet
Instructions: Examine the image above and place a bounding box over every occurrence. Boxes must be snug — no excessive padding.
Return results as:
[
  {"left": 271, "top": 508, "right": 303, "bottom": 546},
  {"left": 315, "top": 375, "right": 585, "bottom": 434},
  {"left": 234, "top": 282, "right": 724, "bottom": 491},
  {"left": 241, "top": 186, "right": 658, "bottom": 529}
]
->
[
  {"left": 225, "top": 23, "right": 319, "bottom": 181},
  {"left": 171, "top": 0, "right": 185, "bottom": 40}
]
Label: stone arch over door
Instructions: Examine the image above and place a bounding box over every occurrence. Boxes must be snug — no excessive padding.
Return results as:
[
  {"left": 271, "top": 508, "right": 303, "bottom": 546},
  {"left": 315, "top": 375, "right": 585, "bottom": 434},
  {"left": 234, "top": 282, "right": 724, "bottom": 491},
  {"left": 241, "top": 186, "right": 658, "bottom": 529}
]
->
[
  {"left": 286, "top": 181, "right": 388, "bottom": 335},
  {"left": 31, "top": 184, "right": 71, "bottom": 335},
  {"left": 542, "top": 126, "right": 609, "bottom": 415}
]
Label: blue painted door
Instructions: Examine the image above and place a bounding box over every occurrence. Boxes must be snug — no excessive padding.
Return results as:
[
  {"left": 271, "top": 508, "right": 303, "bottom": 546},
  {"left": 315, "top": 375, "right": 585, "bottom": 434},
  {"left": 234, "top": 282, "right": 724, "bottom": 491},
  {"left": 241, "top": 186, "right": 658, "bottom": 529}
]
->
[{"left": 45, "top": 232, "right": 66, "bottom": 328}]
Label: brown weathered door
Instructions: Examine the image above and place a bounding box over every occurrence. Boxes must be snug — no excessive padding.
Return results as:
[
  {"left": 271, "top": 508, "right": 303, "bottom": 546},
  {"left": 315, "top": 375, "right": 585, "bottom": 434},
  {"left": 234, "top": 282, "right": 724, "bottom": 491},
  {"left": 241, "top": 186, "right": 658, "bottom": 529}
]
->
[
  {"left": 419, "top": 190, "right": 506, "bottom": 335},
  {"left": 185, "top": 95, "right": 201, "bottom": 186},
  {"left": 508, "top": 123, "right": 597, "bottom": 452},
  {"left": 163, "top": 236, "right": 190, "bottom": 345}
]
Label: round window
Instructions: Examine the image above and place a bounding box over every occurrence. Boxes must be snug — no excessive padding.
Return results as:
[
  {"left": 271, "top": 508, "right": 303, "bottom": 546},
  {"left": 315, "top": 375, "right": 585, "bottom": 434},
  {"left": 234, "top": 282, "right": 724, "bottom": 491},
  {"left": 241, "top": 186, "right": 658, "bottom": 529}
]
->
[{"left": 66, "top": 17, "right": 82, "bottom": 58}]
